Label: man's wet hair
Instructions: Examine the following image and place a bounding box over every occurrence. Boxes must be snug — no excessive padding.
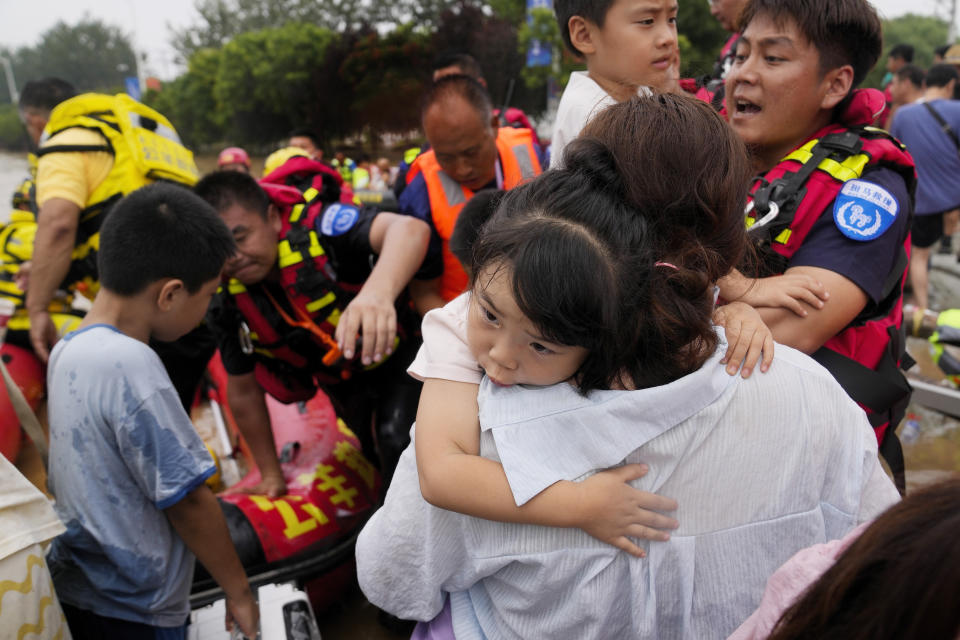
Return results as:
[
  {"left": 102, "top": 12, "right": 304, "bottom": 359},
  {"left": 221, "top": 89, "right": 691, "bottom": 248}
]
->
[
  {"left": 432, "top": 52, "right": 484, "bottom": 81},
  {"left": 98, "top": 183, "right": 236, "bottom": 296},
  {"left": 889, "top": 43, "right": 915, "bottom": 63},
  {"left": 420, "top": 75, "right": 493, "bottom": 125},
  {"left": 895, "top": 64, "right": 925, "bottom": 89},
  {"left": 926, "top": 64, "right": 960, "bottom": 89},
  {"left": 195, "top": 170, "right": 270, "bottom": 221},
  {"left": 288, "top": 127, "right": 322, "bottom": 149},
  {"left": 739, "top": 0, "right": 882, "bottom": 89},
  {"left": 18, "top": 78, "right": 76, "bottom": 112},
  {"left": 553, "top": 0, "right": 616, "bottom": 57}
]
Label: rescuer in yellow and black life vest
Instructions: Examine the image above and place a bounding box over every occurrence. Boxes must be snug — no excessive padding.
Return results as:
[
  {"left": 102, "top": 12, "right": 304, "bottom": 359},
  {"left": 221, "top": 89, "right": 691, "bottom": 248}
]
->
[
  {"left": 197, "top": 165, "right": 430, "bottom": 497},
  {"left": 16, "top": 77, "right": 206, "bottom": 408},
  {"left": 0, "top": 151, "right": 85, "bottom": 344}
]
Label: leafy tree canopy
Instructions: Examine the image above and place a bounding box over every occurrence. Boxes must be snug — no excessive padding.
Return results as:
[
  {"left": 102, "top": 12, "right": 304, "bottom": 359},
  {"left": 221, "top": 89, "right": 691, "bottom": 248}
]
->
[
  {"left": 1, "top": 18, "right": 137, "bottom": 103},
  {"left": 863, "top": 14, "right": 951, "bottom": 89}
]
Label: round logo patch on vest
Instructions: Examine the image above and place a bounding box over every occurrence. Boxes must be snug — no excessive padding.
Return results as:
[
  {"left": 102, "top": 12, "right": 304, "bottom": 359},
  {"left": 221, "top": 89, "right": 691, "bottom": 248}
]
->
[
  {"left": 320, "top": 203, "right": 360, "bottom": 237},
  {"left": 833, "top": 179, "right": 899, "bottom": 242}
]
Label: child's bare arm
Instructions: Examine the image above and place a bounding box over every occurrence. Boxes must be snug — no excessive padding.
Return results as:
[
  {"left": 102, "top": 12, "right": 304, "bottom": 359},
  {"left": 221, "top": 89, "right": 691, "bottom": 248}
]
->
[
  {"left": 718, "top": 269, "right": 829, "bottom": 316},
  {"left": 712, "top": 301, "right": 775, "bottom": 378},
  {"left": 415, "top": 378, "right": 678, "bottom": 557},
  {"left": 165, "top": 485, "right": 259, "bottom": 637}
]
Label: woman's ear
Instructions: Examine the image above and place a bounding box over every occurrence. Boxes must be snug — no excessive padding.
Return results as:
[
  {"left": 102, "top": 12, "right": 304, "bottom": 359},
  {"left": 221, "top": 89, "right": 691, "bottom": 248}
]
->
[{"left": 156, "top": 279, "right": 185, "bottom": 312}]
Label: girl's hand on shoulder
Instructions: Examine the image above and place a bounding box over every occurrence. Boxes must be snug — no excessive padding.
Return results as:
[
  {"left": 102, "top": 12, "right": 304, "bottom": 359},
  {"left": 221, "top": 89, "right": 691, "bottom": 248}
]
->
[
  {"left": 714, "top": 302, "right": 775, "bottom": 378},
  {"left": 739, "top": 274, "right": 829, "bottom": 317},
  {"left": 573, "top": 464, "right": 678, "bottom": 558}
]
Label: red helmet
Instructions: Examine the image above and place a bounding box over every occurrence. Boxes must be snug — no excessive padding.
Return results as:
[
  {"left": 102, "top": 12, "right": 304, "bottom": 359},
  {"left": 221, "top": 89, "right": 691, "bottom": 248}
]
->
[{"left": 217, "top": 146, "right": 251, "bottom": 168}]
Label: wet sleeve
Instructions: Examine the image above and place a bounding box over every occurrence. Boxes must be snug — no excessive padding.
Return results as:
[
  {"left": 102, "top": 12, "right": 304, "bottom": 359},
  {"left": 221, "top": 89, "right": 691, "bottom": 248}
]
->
[
  {"left": 313, "top": 203, "right": 378, "bottom": 285},
  {"left": 789, "top": 167, "right": 911, "bottom": 303},
  {"left": 115, "top": 384, "right": 216, "bottom": 509}
]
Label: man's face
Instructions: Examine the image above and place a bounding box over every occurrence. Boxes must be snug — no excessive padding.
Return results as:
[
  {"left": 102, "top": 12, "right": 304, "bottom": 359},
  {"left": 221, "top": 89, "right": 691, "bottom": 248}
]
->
[
  {"left": 289, "top": 136, "right": 321, "bottom": 160},
  {"left": 726, "top": 13, "right": 840, "bottom": 167},
  {"left": 19, "top": 108, "right": 48, "bottom": 146},
  {"left": 709, "top": 0, "right": 749, "bottom": 32},
  {"left": 423, "top": 96, "right": 498, "bottom": 191},
  {"left": 587, "top": 0, "right": 679, "bottom": 92},
  {"left": 888, "top": 75, "right": 914, "bottom": 104},
  {"left": 886, "top": 55, "right": 904, "bottom": 73},
  {"left": 219, "top": 202, "right": 281, "bottom": 285}
]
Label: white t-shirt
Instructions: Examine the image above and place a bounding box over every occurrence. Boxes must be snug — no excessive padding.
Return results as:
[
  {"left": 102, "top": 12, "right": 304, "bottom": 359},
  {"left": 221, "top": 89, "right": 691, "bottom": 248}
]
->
[
  {"left": 551, "top": 72, "right": 651, "bottom": 169},
  {"left": 0, "top": 455, "right": 63, "bottom": 561},
  {"left": 407, "top": 293, "right": 481, "bottom": 384}
]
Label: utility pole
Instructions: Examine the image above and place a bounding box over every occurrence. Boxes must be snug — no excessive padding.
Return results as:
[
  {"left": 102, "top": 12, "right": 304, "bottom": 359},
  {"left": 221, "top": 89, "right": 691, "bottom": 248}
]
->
[
  {"left": 0, "top": 56, "right": 17, "bottom": 104},
  {"left": 950, "top": 0, "right": 958, "bottom": 43}
]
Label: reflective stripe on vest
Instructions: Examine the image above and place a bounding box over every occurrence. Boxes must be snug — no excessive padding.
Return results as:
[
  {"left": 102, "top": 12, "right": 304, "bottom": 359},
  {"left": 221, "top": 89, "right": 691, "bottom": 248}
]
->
[
  {"left": 413, "top": 127, "right": 543, "bottom": 301},
  {"left": 745, "top": 124, "right": 916, "bottom": 447}
]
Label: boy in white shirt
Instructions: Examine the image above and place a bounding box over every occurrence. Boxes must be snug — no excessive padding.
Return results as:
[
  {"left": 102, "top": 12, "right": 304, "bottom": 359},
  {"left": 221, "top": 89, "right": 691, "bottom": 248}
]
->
[{"left": 551, "top": 0, "right": 680, "bottom": 167}]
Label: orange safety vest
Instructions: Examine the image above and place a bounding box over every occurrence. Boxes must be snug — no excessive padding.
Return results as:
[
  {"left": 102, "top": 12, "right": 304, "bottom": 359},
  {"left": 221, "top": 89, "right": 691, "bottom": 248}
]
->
[{"left": 411, "top": 127, "right": 542, "bottom": 301}]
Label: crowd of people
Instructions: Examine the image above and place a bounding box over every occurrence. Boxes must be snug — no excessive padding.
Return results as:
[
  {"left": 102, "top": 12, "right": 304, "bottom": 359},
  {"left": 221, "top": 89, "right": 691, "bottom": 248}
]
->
[{"left": 2, "top": 0, "right": 959, "bottom": 638}]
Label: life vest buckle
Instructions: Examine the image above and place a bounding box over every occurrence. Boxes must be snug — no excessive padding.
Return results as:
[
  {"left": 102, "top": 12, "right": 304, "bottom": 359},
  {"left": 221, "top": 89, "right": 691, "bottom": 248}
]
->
[
  {"left": 238, "top": 321, "right": 255, "bottom": 355},
  {"left": 745, "top": 199, "right": 781, "bottom": 233},
  {"left": 817, "top": 131, "right": 863, "bottom": 156}
]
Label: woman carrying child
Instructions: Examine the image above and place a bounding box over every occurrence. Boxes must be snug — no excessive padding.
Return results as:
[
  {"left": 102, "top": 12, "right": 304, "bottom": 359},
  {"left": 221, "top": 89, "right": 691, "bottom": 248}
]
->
[{"left": 356, "top": 94, "right": 899, "bottom": 639}]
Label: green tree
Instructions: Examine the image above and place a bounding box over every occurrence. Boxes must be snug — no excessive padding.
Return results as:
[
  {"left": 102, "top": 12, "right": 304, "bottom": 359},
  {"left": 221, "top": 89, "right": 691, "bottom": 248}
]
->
[
  {"left": 340, "top": 27, "right": 433, "bottom": 145},
  {"left": 677, "top": 0, "right": 728, "bottom": 78},
  {"left": 863, "top": 14, "right": 951, "bottom": 89},
  {"left": 145, "top": 48, "right": 224, "bottom": 149},
  {"left": 172, "top": 0, "right": 465, "bottom": 59},
  {"left": 8, "top": 18, "right": 137, "bottom": 99},
  {"left": 431, "top": 3, "right": 545, "bottom": 115},
  {"left": 214, "top": 22, "right": 336, "bottom": 145},
  {"left": 0, "top": 103, "right": 28, "bottom": 150}
]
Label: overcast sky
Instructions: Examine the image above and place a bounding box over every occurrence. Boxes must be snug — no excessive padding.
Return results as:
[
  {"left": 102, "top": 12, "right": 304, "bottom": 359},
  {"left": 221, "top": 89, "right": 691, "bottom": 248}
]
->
[{"left": 0, "top": 0, "right": 949, "bottom": 80}]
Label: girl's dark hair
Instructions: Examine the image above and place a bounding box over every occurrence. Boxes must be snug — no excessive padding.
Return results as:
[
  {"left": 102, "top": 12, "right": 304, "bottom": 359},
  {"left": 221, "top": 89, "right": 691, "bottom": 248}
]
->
[
  {"left": 768, "top": 478, "right": 960, "bottom": 640},
  {"left": 471, "top": 93, "right": 751, "bottom": 392}
]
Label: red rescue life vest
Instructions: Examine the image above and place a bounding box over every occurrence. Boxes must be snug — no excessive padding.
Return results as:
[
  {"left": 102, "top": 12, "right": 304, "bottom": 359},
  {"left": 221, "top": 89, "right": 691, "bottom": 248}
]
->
[
  {"left": 744, "top": 90, "right": 916, "bottom": 487},
  {"left": 221, "top": 160, "right": 368, "bottom": 403}
]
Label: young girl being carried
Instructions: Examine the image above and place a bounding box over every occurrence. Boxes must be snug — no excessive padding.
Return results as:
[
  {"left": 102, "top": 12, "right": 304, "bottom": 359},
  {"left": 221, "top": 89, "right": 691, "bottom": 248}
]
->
[{"left": 404, "top": 93, "right": 797, "bottom": 555}]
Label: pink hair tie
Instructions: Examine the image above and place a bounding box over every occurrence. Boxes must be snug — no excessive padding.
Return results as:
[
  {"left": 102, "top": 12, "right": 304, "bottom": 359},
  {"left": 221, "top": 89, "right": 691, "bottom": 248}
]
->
[{"left": 655, "top": 261, "right": 679, "bottom": 270}]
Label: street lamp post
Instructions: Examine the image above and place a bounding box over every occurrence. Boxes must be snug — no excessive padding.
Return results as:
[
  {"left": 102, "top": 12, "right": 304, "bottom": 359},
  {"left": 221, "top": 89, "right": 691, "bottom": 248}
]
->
[{"left": 0, "top": 56, "right": 18, "bottom": 104}]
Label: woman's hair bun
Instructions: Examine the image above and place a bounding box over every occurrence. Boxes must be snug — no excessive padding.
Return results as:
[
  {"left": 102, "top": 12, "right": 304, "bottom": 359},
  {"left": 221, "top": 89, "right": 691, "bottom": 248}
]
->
[{"left": 561, "top": 136, "right": 628, "bottom": 203}]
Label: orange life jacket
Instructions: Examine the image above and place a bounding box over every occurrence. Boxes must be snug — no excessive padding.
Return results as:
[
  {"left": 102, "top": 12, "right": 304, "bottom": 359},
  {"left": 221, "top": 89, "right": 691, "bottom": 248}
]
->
[{"left": 410, "top": 127, "right": 542, "bottom": 301}]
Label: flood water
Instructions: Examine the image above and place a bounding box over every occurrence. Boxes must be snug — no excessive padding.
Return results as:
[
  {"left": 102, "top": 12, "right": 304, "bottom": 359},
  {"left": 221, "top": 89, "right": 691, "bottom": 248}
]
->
[{"left": 0, "top": 151, "right": 28, "bottom": 222}]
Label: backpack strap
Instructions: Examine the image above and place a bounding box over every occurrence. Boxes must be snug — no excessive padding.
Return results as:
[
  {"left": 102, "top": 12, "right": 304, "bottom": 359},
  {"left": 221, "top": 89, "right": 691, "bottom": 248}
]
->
[{"left": 922, "top": 101, "right": 960, "bottom": 158}]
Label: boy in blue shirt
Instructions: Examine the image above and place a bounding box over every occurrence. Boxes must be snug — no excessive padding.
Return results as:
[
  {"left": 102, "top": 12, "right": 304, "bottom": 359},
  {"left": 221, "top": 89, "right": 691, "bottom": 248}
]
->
[{"left": 46, "top": 183, "right": 259, "bottom": 639}]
